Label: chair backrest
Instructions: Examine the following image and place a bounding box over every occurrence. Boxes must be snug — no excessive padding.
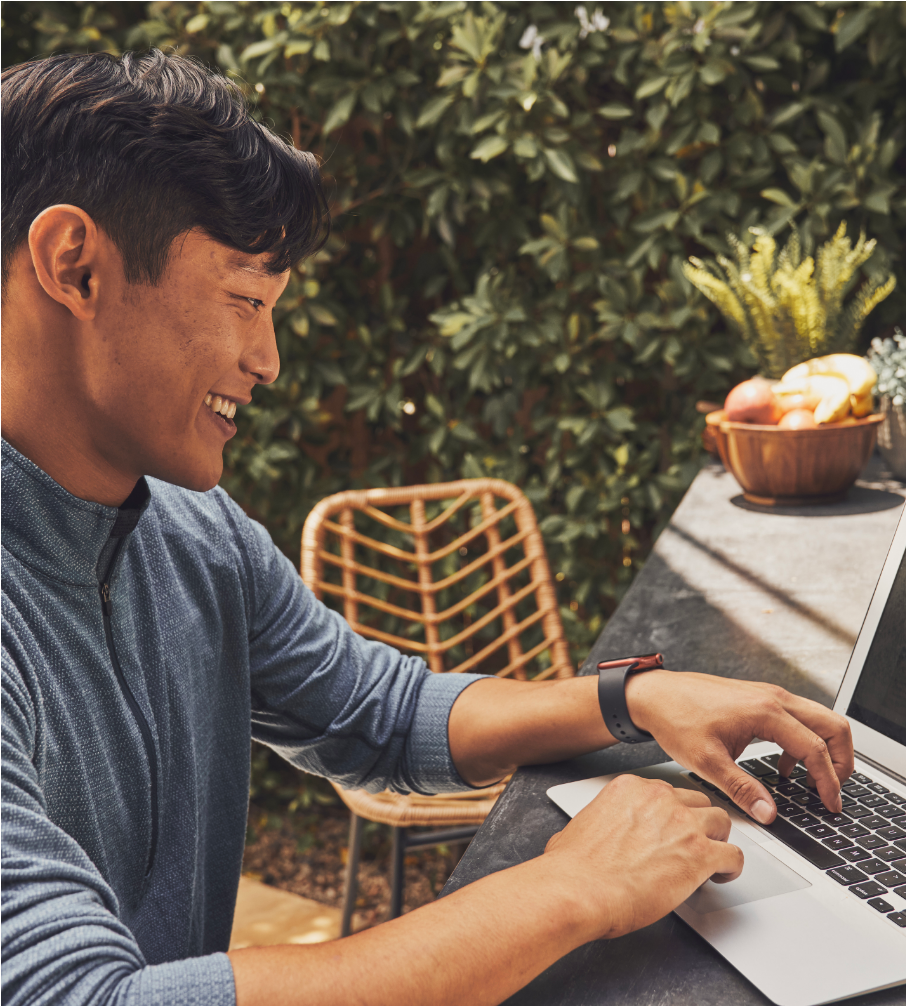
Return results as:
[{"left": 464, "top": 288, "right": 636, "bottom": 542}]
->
[{"left": 301, "top": 479, "right": 573, "bottom": 680}]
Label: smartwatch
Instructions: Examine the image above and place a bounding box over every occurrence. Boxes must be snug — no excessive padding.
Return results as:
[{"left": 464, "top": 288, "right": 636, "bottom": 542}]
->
[{"left": 597, "top": 653, "right": 664, "bottom": 744}]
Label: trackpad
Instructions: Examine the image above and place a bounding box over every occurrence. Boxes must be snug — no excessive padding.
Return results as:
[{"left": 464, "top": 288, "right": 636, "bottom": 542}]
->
[{"left": 684, "top": 827, "right": 812, "bottom": 914}]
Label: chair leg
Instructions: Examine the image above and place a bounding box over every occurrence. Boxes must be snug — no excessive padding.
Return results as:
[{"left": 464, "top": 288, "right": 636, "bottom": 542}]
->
[
  {"left": 340, "top": 813, "right": 364, "bottom": 938},
  {"left": 389, "top": 825, "right": 406, "bottom": 920}
]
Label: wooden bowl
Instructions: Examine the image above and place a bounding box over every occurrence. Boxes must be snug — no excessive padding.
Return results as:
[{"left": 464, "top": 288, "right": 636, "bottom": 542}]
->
[{"left": 705, "top": 410, "right": 884, "bottom": 506}]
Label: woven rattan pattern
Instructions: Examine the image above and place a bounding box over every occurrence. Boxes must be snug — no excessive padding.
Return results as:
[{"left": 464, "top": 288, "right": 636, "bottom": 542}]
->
[{"left": 300, "top": 479, "right": 573, "bottom": 826}]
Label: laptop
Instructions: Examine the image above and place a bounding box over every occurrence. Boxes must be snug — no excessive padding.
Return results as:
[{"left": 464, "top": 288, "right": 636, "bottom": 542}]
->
[{"left": 548, "top": 506, "right": 906, "bottom": 1006}]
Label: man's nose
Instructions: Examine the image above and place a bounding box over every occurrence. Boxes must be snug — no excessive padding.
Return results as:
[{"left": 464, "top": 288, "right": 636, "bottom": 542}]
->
[{"left": 243, "top": 315, "right": 281, "bottom": 385}]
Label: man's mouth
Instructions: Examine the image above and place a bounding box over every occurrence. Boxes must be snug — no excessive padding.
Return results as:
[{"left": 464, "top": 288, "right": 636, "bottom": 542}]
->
[{"left": 204, "top": 393, "right": 237, "bottom": 421}]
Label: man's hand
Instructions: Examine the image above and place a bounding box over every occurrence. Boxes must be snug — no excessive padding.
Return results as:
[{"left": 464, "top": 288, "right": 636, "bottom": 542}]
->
[
  {"left": 625, "top": 671, "right": 853, "bottom": 823},
  {"left": 544, "top": 774, "right": 744, "bottom": 940}
]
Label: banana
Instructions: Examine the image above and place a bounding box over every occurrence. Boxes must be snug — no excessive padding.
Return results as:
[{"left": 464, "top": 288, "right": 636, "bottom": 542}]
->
[
  {"left": 782, "top": 354, "right": 877, "bottom": 399},
  {"left": 851, "top": 390, "right": 874, "bottom": 418},
  {"left": 773, "top": 374, "right": 851, "bottom": 425}
]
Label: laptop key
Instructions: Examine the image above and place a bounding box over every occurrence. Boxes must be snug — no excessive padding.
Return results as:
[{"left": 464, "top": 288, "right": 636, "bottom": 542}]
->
[
  {"left": 889, "top": 814, "right": 906, "bottom": 826},
  {"left": 788, "top": 766, "right": 807, "bottom": 779},
  {"left": 738, "top": 759, "right": 774, "bottom": 777},
  {"left": 819, "top": 813, "right": 852, "bottom": 827},
  {"left": 759, "top": 817, "right": 845, "bottom": 869},
  {"left": 776, "top": 783, "right": 806, "bottom": 797},
  {"left": 790, "top": 813, "right": 820, "bottom": 828},
  {"left": 841, "top": 796, "right": 857, "bottom": 808},
  {"left": 804, "top": 802, "right": 827, "bottom": 816},
  {"left": 876, "top": 847, "right": 905, "bottom": 863},
  {"left": 843, "top": 784, "right": 872, "bottom": 797},
  {"left": 860, "top": 795, "right": 887, "bottom": 808},
  {"left": 776, "top": 804, "right": 802, "bottom": 817},
  {"left": 848, "top": 805, "right": 874, "bottom": 819},
  {"left": 822, "top": 836, "right": 855, "bottom": 851},
  {"left": 841, "top": 847, "right": 873, "bottom": 863},
  {"left": 892, "top": 859, "right": 906, "bottom": 873},
  {"left": 850, "top": 773, "right": 872, "bottom": 785},
  {"left": 877, "top": 805, "right": 903, "bottom": 819},
  {"left": 805, "top": 824, "right": 837, "bottom": 839},
  {"left": 887, "top": 911, "right": 906, "bottom": 927},
  {"left": 877, "top": 826, "right": 906, "bottom": 842},
  {"left": 862, "top": 816, "right": 890, "bottom": 830},
  {"left": 876, "top": 870, "right": 906, "bottom": 888},
  {"left": 887, "top": 793, "right": 905, "bottom": 806},
  {"left": 828, "top": 865, "right": 868, "bottom": 885},
  {"left": 761, "top": 754, "right": 781, "bottom": 768},
  {"left": 849, "top": 880, "right": 887, "bottom": 899},
  {"left": 839, "top": 823, "right": 870, "bottom": 838},
  {"left": 868, "top": 783, "right": 890, "bottom": 795},
  {"left": 895, "top": 886, "right": 906, "bottom": 899},
  {"left": 868, "top": 897, "right": 894, "bottom": 913},
  {"left": 792, "top": 794, "right": 817, "bottom": 807},
  {"left": 857, "top": 858, "right": 890, "bottom": 875},
  {"left": 856, "top": 835, "right": 887, "bottom": 850},
  {"left": 896, "top": 839, "right": 906, "bottom": 851}
]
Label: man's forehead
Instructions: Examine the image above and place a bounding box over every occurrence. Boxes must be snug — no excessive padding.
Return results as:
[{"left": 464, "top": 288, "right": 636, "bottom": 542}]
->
[{"left": 224, "top": 251, "right": 274, "bottom": 276}]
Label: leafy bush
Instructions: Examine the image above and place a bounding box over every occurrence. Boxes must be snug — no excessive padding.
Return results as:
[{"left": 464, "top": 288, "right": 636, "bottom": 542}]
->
[{"left": 4, "top": 2, "right": 904, "bottom": 668}]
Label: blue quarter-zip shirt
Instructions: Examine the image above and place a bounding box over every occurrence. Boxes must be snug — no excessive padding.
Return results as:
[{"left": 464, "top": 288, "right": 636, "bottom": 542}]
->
[{"left": 1, "top": 439, "right": 482, "bottom": 1005}]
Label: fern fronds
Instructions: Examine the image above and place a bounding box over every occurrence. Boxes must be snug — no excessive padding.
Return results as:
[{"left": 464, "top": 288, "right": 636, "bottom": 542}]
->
[{"left": 685, "top": 223, "right": 896, "bottom": 376}]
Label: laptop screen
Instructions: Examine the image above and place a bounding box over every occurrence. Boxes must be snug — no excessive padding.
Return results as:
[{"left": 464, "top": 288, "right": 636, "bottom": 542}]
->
[{"left": 846, "top": 551, "right": 906, "bottom": 746}]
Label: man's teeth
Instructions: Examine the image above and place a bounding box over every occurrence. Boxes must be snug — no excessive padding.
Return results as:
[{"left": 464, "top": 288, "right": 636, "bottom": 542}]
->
[{"left": 204, "top": 393, "right": 237, "bottom": 420}]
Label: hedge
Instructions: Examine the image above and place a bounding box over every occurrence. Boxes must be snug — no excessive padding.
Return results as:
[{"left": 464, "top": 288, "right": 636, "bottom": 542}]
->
[{"left": 4, "top": 1, "right": 904, "bottom": 668}]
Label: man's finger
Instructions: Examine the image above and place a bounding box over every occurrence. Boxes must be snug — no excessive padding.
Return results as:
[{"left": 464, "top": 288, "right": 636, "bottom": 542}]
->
[
  {"left": 711, "top": 757, "right": 776, "bottom": 824},
  {"left": 773, "top": 693, "right": 854, "bottom": 785},
  {"left": 759, "top": 710, "right": 842, "bottom": 813},
  {"left": 674, "top": 788, "right": 711, "bottom": 809},
  {"left": 695, "top": 805, "right": 733, "bottom": 842},
  {"left": 707, "top": 837, "right": 744, "bottom": 884}
]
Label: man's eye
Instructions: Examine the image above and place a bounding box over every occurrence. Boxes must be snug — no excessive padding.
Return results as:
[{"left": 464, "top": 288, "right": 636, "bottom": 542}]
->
[{"left": 247, "top": 297, "right": 265, "bottom": 310}]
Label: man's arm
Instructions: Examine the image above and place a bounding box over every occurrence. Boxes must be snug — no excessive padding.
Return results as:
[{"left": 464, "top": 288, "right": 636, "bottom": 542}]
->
[
  {"left": 447, "top": 670, "right": 853, "bottom": 822},
  {"left": 229, "top": 775, "right": 741, "bottom": 1006}
]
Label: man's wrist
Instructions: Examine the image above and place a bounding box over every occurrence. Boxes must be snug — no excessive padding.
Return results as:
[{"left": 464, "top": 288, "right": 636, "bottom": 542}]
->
[{"left": 624, "top": 669, "right": 675, "bottom": 737}]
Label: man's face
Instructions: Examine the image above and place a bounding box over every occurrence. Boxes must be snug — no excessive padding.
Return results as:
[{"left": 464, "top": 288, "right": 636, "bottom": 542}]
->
[{"left": 88, "top": 229, "right": 288, "bottom": 492}]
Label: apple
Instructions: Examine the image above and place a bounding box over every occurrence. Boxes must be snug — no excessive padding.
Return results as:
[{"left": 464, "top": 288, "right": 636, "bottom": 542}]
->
[
  {"left": 724, "top": 378, "right": 782, "bottom": 425},
  {"left": 778, "top": 408, "right": 819, "bottom": 430}
]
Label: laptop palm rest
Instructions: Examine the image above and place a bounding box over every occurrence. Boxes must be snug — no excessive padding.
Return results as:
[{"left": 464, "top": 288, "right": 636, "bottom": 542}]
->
[{"left": 684, "top": 826, "right": 811, "bottom": 914}]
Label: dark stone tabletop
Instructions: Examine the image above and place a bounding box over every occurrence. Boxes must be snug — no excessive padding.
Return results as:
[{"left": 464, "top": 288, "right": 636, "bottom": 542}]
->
[{"left": 441, "top": 456, "right": 905, "bottom": 1006}]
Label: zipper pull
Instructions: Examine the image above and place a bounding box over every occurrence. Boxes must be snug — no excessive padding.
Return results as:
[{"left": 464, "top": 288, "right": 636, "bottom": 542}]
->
[{"left": 100, "top": 582, "right": 112, "bottom": 617}]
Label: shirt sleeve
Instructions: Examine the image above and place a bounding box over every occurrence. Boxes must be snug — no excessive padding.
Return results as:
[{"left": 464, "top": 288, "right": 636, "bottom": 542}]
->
[
  {"left": 217, "top": 493, "right": 490, "bottom": 796},
  {"left": 1, "top": 635, "right": 236, "bottom": 1007}
]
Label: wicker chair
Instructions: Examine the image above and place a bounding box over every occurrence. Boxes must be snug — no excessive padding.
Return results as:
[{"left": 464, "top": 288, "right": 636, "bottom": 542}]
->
[{"left": 300, "top": 478, "right": 573, "bottom": 934}]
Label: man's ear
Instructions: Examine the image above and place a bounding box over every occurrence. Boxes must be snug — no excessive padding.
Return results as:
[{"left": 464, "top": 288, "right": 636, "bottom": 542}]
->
[{"left": 28, "top": 205, "right": 104, "bottom": 322}]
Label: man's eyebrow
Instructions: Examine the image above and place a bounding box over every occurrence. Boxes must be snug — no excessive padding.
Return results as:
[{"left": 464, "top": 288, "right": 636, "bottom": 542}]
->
[{"left": 225, "top": 255, "right": 272, "bottom": 276}]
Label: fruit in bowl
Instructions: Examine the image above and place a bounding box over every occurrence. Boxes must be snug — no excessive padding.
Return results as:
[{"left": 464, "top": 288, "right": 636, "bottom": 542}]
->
[{"left": 707, "top": 354, "right": 883, "bottom": 505}]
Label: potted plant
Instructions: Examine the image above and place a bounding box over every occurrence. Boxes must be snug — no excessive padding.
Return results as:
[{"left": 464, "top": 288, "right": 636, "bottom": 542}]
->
[
  {"left": 868, "top": 329, "right": 906, "bottom": 480},
  {"left": 683, "top": 224, "right": 897, "bottom": 504},
  {"left": 683, "top": 222, "right": 896, "bottom": 379}
]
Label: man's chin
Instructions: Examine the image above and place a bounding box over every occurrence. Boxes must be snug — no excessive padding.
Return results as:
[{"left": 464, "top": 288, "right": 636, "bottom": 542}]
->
[{"left": 148, "top": 454, "right": 224, "bottom": 494}]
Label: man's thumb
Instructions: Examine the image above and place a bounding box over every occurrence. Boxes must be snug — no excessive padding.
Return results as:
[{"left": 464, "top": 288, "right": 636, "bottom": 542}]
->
[{"left": 721, "top": 767, "right": 775, "bottom": 824}]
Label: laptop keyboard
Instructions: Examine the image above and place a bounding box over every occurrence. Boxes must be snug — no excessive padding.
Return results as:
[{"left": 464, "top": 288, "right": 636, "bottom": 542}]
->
[{"left": 685, "top": 752, "right": 906, "bottom": 930}]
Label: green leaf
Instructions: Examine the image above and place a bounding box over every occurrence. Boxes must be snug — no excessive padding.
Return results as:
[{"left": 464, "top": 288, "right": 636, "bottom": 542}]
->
[
  {"left": 816, "top": 110, "right": 847, "bottom": 164},
  {"left": 635, "top": 76, "right": 669, "bottom": 100},
  {"left": 743, "top": 55, "right": 780, "bottom": 72},
  {"left": 323, "top": 92, "right": 357, "bottom": 135},
  {"left": 470, "top": 135, "right": 508, "bottom": 162},
  {"left": 553, "top": 352, "right": 571, "bottom": 373},
  {"left": 606, "top": 406, "right": 636, "bottom": 432},
  {"left": 760, "top": 187, "right": 796, "bottom": 207},
  {"left": 185, "top": 13, "right": 209, "bottom": 33},
  {"left": 543, "top": 148, "right": 578, "bottom": 183},
  {"left": 416, "top": 93, "right": 455, "bottom": 128},
  {"left": 240, "top": 34, "right": 286, "bottom": 62},
  {"left": 834, "top": 6, "right": 874, "bottom": 52},
  {"left": 308, "top": 304, "right": 339, "bottom": 326},
  {"left": 597, "top": 103, "right": 634, "bottom": 119},
  {"left": 771, "top": 102, "right": 807, "bottom": 128}
]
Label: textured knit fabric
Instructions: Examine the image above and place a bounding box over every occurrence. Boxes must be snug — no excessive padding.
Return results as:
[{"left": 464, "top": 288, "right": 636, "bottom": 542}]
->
[{"left": 1, "top": 439, "right": 486, "bottom": 1006}]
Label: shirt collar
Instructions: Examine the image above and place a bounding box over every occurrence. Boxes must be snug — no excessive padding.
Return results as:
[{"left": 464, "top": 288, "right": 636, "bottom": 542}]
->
[{"left": 1, "top": 438, "right": 150, "bottom": 585}]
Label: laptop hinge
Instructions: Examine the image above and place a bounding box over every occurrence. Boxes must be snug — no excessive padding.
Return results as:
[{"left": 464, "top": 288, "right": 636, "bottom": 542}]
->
[{"left": 855, "top": 749, "right": 906, "bottom": 786}]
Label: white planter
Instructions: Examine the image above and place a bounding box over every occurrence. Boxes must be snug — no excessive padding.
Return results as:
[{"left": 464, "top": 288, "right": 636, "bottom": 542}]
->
[{"left": 877, "top": 396, "right": 906, "bottom": 479}]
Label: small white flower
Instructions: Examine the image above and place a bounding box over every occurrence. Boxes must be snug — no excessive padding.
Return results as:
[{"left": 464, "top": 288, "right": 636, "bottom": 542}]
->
[
  {"left": 519, "top": 24, "right": 544, "bottom": 61},
  {"left": 575, "top": 6, "right": 609, "bottom": 40}
]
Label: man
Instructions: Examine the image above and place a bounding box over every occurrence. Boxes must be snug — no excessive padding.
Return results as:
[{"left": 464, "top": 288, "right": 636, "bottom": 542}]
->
[{"left": 1, "top": 50, "right": 851, "bottom": 1006}]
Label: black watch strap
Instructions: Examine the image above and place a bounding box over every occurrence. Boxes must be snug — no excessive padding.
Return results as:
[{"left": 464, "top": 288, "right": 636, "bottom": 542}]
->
[{"left": 597, "top": 653, "right": 664, "bottom": 744}]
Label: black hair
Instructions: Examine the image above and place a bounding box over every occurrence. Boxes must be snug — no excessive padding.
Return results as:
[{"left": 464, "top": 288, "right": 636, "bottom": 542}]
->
[{"left": 1, "top": 49, "right": 329, "bottom": 285}]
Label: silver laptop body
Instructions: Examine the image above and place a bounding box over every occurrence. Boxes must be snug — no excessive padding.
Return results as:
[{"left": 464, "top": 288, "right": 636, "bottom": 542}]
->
[{"left": 549, "top": 507, "right": 906, "bottom": 1006}]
